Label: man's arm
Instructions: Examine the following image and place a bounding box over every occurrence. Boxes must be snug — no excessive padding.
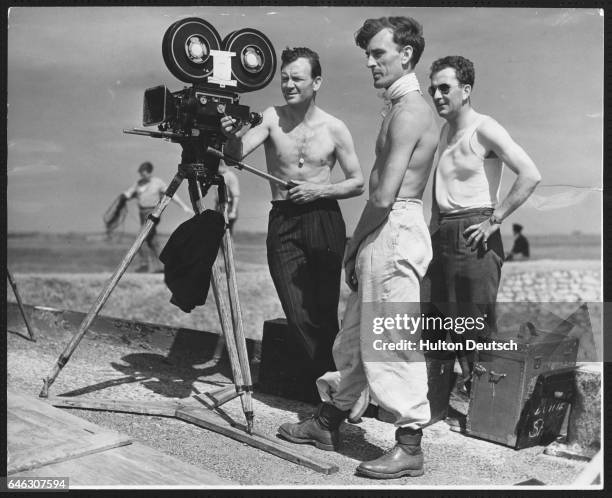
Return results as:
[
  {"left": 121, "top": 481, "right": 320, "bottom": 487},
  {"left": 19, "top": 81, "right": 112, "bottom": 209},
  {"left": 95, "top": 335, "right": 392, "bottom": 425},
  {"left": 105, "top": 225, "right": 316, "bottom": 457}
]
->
[
  {"left": 464, "top": 118, "right": 542, "bottom": 249},
  {"left": 170, "top": 193, "right": 194, "bottom": 214},
  {"left": 122, "top": 183, "right": 137, "bottom": 201},
  {"left": 344, "top": 109, "right": 427, "bottom": 289},
  {"left": 220, "top": 107, "right": 273, "bottom": 160},
  {"left": 287, "top": 120, "right": 364, "bottom": 204},
  {"left": 228, "top": 194, "right": 240, "bottom": 220},
  {"left": 226, "top": 171, "right": 240, "bottom": 219},
  {"left": 159, "top": 180, "right": 194, "bottom": 214}
]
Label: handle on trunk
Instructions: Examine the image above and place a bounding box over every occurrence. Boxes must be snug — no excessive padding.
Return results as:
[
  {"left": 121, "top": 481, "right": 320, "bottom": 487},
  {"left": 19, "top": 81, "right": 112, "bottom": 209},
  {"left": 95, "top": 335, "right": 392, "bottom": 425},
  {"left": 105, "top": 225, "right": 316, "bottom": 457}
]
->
[{"left": 489, "top": 371, "right": 507, "bottom": 383}]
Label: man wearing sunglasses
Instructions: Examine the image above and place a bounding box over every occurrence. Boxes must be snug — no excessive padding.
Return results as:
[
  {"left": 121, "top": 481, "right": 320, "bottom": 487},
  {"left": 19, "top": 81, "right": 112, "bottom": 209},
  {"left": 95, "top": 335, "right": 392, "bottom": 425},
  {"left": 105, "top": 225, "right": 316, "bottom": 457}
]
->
[
  {"left": 278, "top": 16, "right": 439, "bottom": 479},
  {"left": 426, "top": 56, "right": 541, "bottom": 419}
]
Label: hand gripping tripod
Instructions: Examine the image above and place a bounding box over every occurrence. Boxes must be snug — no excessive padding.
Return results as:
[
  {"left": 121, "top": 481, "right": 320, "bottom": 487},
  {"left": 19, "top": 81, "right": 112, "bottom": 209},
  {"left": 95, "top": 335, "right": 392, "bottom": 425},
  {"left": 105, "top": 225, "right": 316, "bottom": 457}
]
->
[{"left": 38, "top": 132, "right": 286, "bottom": 434}]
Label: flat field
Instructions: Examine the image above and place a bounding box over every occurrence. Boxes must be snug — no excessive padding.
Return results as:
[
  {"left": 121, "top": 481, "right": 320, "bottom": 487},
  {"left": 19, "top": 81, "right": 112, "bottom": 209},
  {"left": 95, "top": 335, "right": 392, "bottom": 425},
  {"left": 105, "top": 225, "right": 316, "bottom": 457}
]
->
[{"left": 6, "top": 231, "right": 601, "bottom": 275}]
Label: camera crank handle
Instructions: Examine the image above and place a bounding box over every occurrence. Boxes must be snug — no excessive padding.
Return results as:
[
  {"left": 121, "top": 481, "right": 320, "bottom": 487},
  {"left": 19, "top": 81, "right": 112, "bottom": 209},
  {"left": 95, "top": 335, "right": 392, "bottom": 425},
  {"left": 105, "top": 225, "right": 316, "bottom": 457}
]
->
[
  {"left": 206, "top": 147, "right": 292, "bottom": 189},
  {"left": 220, "top": 104, "right": 261, "bottom": 126}
]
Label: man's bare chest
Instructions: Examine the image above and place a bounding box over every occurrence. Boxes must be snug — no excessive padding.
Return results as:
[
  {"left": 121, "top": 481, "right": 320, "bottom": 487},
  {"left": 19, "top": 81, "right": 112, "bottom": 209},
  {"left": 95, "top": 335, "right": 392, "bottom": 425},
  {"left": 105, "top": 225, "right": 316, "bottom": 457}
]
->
[{"left": 269, "top": 125, "right": 335, "bottom": 164}]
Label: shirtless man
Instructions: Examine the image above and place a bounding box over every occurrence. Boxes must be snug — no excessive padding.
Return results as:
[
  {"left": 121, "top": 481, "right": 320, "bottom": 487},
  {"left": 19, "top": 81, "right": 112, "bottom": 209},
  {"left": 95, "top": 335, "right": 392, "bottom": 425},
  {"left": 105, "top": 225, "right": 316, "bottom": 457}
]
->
[
  {"left": 221, "top": 47, "right": 364, "bottom": 395},
  {"left": 277, "top": 17, "right": 439, "bottom": 479}
]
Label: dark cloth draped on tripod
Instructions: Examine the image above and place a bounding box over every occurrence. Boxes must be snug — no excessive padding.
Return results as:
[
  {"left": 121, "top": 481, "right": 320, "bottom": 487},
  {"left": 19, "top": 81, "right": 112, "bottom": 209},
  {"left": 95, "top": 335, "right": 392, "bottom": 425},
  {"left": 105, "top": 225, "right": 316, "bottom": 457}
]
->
[
  {"left": 160, "top": 210, "right": 225, "bottom": 313},
  {"left": 103, "top": 194, "right": 128, "bottom": 233},
  {"left": 266, "top": 198, "right": 346, "bottom": 384}
]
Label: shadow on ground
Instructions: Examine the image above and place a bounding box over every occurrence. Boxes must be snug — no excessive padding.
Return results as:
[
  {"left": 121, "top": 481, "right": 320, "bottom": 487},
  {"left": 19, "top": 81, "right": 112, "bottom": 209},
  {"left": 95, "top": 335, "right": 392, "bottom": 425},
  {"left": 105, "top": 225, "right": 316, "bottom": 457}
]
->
[{"left": 59, "top": 328, "right": 235, "bottom": 399}]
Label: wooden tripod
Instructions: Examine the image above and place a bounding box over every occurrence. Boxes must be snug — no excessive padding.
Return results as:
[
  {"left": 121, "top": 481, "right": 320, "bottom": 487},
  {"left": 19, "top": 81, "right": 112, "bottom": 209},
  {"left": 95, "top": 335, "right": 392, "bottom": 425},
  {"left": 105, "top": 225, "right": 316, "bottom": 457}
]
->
[{"left": 39, "top": 147, "right": 255, "bottom": 431}]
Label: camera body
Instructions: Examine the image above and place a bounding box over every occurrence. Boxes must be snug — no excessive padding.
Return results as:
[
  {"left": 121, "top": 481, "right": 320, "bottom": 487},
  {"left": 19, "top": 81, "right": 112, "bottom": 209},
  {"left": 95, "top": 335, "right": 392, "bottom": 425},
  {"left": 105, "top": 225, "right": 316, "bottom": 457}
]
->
[{"left": 143, "top": 84, "right": 261, "bottom": 135}]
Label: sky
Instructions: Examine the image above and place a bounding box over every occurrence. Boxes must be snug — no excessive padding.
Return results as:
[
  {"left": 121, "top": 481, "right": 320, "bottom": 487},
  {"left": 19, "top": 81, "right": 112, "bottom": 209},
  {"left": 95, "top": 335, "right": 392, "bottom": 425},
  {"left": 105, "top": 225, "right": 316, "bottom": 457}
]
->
[{"left": 6, "top": 6, "right": 604, "bottom": 236}]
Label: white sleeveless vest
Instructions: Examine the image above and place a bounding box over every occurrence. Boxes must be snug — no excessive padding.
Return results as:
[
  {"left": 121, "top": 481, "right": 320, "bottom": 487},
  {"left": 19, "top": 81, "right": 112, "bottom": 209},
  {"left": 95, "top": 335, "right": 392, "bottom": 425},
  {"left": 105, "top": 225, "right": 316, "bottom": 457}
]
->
[{"left": 434, "top": 115, "right": 503, "bottom": 213}]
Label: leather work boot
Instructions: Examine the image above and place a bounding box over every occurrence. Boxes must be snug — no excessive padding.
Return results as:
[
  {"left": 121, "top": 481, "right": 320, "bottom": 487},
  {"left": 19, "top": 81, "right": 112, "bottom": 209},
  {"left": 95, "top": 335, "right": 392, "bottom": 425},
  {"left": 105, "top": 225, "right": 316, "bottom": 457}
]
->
[
  {"left": 356, "top": 427, "right": 424, "bottom": 479},
  {"left": 277, "top": 402, "right": 348, "bottom": 451}
]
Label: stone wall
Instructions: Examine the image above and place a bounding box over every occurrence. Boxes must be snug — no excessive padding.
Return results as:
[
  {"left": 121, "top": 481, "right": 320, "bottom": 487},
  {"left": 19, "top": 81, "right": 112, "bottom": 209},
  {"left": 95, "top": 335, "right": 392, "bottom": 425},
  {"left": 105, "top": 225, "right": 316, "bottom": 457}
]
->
[
  {"left": 496, "top": 259, "right": 602, "bottom": 363},
  {"left": 498, "top": 260, "right": 601, "bottom": 303}
]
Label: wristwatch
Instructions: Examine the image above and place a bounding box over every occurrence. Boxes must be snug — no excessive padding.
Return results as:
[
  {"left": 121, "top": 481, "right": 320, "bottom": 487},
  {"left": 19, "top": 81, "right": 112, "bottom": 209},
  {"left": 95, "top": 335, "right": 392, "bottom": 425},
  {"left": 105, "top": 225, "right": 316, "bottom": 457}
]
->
[{"left": 489, "top": 213, "right": 502, "bottom": 225}]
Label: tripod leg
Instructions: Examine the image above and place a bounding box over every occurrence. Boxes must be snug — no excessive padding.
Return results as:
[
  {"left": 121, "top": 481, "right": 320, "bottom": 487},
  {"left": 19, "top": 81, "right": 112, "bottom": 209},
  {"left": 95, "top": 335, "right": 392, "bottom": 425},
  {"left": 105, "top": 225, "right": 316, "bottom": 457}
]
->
[
  {"left": 7, "top": 269, "right": 36, "bottom": 341},
  {"left": 205, "top": 385, "right": 241, "bottom": 408},
  {"left": 187, "top": 178, "right": 246, "bottom": 406},
  {"left": 218, "top": 190, "right": 254, "bottom": 433},
  {"left": 39, "top": 173, "right": 185, "bottom": 397},
  {"left": 209, "top": 265, "right": 246, "bottom": 397},
  {"left": 212, "top": 253, "right": 227, "bottom": 361}
]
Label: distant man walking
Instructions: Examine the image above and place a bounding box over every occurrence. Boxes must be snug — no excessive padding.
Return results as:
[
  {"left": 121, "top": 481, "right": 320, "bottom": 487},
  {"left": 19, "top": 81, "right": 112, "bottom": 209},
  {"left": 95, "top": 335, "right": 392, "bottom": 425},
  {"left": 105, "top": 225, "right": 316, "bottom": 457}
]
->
[
  {"left": 426, "top": 56, "right": 541, "bottom": 392},
  {"left": 221, "top": 47, "right": 364, "bottom": 392},
  {"left": 123, "top": 161, "right": 193, "bottom": 273},
  {"left": 277, "top": 17, "right": 439, "bottom": 479}
]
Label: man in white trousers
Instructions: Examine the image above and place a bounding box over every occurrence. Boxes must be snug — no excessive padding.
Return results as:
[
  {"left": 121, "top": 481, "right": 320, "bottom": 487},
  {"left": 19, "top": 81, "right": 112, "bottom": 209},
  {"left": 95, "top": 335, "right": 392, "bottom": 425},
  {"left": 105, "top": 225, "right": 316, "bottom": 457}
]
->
[{"left": 277, "top": 16, "right": 439, "bottom": 479}]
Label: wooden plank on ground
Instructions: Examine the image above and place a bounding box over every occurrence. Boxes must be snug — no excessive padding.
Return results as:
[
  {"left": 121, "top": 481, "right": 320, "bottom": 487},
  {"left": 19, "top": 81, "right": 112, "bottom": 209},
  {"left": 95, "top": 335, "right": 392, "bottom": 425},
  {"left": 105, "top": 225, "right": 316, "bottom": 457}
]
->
[
  {"left": 176, "top": 406, "right": 339, "bottom": 475},
  {"left": 46, "top": 396, "right": 184, "bottom": 417},
  {"left": 8, "top": 390, "right": 129, "bottom": 462},
  {"left": 8, "top": 390, "right": 110, "bottom": 434},
  {"left": 8, "top": 432, "right": 132, "bottom": 475},
  {"left": 8, "top": 390, "right": 231, "bottom": 485},
  {"left": 11, "top": 442, "right": 233, "bottom": 486}
]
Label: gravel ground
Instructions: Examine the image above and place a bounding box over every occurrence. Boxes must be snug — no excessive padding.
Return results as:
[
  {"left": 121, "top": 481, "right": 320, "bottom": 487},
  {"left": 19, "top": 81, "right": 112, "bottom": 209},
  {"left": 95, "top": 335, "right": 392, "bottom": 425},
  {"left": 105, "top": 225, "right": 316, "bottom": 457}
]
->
[{"left": 7, "top": 319, "right": 588, "bottom": 489}]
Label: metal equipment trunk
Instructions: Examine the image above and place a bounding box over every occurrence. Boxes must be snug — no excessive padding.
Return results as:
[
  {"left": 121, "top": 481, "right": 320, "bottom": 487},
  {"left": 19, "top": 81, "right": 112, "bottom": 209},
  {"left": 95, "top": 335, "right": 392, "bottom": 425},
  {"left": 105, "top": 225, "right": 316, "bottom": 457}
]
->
[{"left": 466, "top": 334, "right": 578, "bottom": 448}]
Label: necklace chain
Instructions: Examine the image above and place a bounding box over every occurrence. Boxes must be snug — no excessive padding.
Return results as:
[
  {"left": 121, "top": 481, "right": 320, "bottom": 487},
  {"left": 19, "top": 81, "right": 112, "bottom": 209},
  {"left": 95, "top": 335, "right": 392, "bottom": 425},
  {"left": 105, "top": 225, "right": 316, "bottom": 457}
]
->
[{"left": 296, "top": 122, "right": 312, "bottom": 167}]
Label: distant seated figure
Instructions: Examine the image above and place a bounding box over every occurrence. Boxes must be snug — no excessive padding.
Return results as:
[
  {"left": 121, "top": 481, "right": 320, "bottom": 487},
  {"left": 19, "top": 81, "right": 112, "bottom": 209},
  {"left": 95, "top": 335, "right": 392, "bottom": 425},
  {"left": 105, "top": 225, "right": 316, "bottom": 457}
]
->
[{"left": 506, "top": 223, "right": 530, "bottom": 261}]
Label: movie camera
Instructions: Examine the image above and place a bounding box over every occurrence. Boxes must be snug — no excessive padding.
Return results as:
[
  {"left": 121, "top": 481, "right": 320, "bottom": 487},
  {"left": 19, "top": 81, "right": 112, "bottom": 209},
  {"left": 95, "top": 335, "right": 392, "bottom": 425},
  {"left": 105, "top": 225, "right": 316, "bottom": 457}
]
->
[{"left": 126, "top": 17, "right": 277, "bottom": 156}]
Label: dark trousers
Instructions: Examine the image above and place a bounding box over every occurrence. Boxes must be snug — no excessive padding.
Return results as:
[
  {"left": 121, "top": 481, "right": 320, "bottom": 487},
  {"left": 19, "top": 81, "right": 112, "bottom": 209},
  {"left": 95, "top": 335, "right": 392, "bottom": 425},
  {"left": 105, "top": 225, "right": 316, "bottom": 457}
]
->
[
  {"left": 266, "top": 199, "right": 346, "bottom": 382},
  {"left": 138, "top": 207, "right": 161, "bottom": 270},
  {"left": 423, "top": 208, "right": 504, "bottom": 364}
]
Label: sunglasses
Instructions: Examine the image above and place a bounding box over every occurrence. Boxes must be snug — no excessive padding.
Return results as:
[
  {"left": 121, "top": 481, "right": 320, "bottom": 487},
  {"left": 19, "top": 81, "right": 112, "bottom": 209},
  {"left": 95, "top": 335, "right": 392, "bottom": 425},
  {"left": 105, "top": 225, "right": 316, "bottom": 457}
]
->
[{"left": 427, "top": 83, "right": 459, "bottom": 97}]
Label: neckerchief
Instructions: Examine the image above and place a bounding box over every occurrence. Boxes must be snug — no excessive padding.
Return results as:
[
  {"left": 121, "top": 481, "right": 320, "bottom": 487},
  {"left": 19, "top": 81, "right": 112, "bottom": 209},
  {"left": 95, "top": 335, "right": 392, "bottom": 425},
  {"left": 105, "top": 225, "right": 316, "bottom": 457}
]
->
[{"left": 379, "top": 72, "right": 421, "bottom": 117}]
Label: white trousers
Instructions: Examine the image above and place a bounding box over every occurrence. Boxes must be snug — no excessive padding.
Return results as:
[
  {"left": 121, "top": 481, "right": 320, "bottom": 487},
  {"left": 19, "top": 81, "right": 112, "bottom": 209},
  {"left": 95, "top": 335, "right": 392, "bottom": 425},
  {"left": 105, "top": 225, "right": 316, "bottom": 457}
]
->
[{"left": 317, "top": 200, "right": 433, "bottom": 429}]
